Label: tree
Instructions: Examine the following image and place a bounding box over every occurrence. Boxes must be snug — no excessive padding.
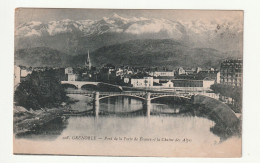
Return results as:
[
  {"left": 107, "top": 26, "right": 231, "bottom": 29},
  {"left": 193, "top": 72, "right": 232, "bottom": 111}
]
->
[{"left": 14, "top": 69, "right": 68, "bottom": 110}]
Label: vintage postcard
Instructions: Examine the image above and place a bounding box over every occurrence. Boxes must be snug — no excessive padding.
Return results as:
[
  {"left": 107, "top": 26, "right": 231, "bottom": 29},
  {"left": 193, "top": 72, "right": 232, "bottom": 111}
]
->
[{"left": 13, "top": 8, "right": 243, "bottom": 157}]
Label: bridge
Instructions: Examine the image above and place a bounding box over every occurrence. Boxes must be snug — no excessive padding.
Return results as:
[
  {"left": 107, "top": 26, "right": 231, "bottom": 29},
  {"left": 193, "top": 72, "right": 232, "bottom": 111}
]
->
[
  {"left": 61, "top": 81, "right": 99, "bottom": 89},
  {"left": 66, "top": 90, "right": 192, "bottom": 101},
  {"left": 66, "top": 90, "right": 192, "bottom": 117},
  {"left": 65, "top": 90, "right": 240, "bottom": 129},
  {"left": 61, "top": 81, "right": 123, "bottom": 90},
  {"left": 64, "top": 86, "right": 240, "bottom": 132}
]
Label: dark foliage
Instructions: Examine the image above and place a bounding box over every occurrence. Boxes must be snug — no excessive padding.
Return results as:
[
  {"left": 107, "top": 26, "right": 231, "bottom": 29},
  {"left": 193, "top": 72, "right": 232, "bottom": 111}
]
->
[
  {"left": 14, "top": 69, "right": 68, "bottom": 110},
  {"left": 210, "top": 84, "right": 242, "bottom": 101},
  {"left": 210, "top": 84, "right": 242, "bottom": 112}
]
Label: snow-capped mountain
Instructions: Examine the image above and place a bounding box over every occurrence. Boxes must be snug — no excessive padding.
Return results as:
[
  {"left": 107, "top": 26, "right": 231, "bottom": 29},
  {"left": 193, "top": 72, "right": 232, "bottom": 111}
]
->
[
  {"left": 15, "top": 13, "right": 242, "bottom": 55},
  {"left": 16, "top": 13, "right": 186, "bottom": 38}
]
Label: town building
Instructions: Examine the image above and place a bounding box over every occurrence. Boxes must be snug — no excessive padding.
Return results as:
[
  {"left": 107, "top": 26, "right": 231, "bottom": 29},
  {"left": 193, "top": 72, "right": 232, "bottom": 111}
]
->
[
  {"left": 126, "top": 70, "right": 133, "bottom": 75},
  {"left": 185, "top": 68, "right": 196, "bottom": 75},
  {"left": 175, "top": 68, "right": 220, "bottom": 84},
  {"left": 160, "top": 80, "right": 174, "bottom": 88},
  {"left": 197, "top": 70, "right": 220, "bottom": 83},
  {"left": 220, "top": 59, "right": 243, "bottom": 87},
  {"left": 176, "top": 67, "right": 186, "bottom": 75},
  {"left": 21, "top": 69, "right": 32, "bottom": 78},
  {"left": 149, "top": 71, "right": 174, "bottom": 77},
  {"left": 67, "top": 74, "right": 78, "bottom": 81},
  {"left": 131, "top": 77, "right": 153, "bottom": 87},
  {"left": 65, "top": 67, "right": 73, "bottom": 74},
  {"left": 123, "top": 77, "right": 130, "bottom": 84},
  {"left": 116, "top": 68, "right": 124, "bottom": 77},
  {"left": 172, "top": 79, "right": 215, "bottom": 89},
  {"left": 19, "top": 67, "right": 32, "bottom": 82},
  {"left": 153, "top": 78, "right": 160, "bottom": 84},
  {"left": 103, "top": 64, "right": 116, "bottom": 74}
]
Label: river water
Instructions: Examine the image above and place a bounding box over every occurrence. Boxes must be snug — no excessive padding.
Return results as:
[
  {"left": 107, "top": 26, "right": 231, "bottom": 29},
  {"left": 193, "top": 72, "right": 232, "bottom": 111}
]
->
[
  {"left": 14, "top": 93, "right": 242, "bottom": 156},
  {"left": 20, "top": 94, "right": 219, "bottom": 143}
]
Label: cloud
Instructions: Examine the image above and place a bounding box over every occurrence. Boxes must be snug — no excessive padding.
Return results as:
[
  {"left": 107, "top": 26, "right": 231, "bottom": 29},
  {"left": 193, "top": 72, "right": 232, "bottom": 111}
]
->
[{"left": 125, "top": 19, "right": 183, "bottom": 39}]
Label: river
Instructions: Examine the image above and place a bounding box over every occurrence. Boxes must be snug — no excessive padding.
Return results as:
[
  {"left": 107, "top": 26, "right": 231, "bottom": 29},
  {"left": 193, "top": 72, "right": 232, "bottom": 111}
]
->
[{"left": 14, "top": 93, "right": 241, "bottom": 156}]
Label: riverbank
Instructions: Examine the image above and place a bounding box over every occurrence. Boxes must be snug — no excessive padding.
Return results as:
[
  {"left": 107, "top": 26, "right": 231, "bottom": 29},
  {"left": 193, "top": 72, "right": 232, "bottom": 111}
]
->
[
  {"left": 13, "top": 92, "right": 98, "bottom": 136},
  {"left": 14, "top": 93, "right": 97, "bottom": 136},
  {"left": 13, "top": 105, "right": 70, "bottom": 136}
]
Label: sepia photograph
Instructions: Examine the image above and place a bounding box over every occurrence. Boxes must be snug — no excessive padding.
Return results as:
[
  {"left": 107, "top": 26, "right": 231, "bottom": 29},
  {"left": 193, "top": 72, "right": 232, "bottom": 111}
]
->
[{"left": 13, "top": 8, "right": 243, "bottom": 157}]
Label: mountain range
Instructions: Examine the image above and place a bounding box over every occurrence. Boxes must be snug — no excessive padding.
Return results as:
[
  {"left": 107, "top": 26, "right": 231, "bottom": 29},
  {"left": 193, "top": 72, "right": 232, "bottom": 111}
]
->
[{"left": 15, "top": 13, "right": 243, "bottom": 68}]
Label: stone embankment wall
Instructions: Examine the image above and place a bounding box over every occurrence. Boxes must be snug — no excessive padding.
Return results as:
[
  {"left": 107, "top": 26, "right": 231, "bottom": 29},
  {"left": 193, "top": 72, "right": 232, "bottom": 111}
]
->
[{"left": 193, "top": 95, "right": 239, "bottom": 128}]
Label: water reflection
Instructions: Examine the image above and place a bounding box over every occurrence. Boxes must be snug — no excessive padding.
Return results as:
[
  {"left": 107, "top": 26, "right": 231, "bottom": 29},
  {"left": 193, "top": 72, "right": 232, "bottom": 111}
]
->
[
  {"left": 16, "top": 95, "right": 238, "bottom": 143},
  {"left": 100, "top": 96, "right": 143, "bottom": 113}
]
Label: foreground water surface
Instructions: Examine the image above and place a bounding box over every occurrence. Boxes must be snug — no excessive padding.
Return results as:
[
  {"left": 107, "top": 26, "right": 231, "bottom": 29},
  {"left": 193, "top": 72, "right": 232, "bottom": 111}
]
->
[{"left": 17, "top": 94, "right": 229, "bottom": 144}]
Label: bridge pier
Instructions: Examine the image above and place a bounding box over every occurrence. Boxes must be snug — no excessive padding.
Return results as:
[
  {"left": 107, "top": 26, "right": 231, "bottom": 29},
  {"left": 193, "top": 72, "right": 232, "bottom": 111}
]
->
[
  {"left": 93, "top": 92, "right": 100, "bottom": 117},
  {"left": 144, "top": 92, "right": 151, "bottom": 117}
]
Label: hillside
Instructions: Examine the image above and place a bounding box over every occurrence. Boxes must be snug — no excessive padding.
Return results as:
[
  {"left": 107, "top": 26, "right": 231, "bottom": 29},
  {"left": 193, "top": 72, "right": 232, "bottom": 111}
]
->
[
  {"left": 15, "top": 47, "right": 68, "bottom": 67},
  {"left": 90, "top": 39, "right": 226, "bottom": 68},
  {"left": 15, "top": 39, "right": 234, "bottom": 68}
]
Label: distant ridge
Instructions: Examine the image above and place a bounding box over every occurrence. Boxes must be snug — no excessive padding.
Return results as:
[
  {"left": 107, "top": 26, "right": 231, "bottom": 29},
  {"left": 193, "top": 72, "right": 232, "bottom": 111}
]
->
[{"left": 15, "top": 39, "right": 239, "bottom": 68}]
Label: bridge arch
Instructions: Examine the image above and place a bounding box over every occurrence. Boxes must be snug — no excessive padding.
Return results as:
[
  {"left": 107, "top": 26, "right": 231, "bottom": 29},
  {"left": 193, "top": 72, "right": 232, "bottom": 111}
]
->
[
  {"left": 61, "top": 83, "right": 78, "bottom": 89},
  {"left": 81, "top": 84, "right": 99, "bottom": 90},
  {"left": 99, "top": 94, "right": 145, "bottom": 101},
  {"left": 61, "top": 81, "right": 100, "bottom": 89},
  {"left": 150, "top": 95, "right": 191, "bottom": 102}
]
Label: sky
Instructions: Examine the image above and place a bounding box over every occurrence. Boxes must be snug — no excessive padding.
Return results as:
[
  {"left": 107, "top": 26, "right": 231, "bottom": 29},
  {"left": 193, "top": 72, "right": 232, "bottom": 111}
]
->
[{"left": 15, "top": 8, "right": 243, "bottom": 26}]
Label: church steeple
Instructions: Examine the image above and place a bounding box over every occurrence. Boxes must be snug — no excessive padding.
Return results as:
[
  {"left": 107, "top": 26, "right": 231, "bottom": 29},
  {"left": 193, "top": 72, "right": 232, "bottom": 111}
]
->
[{"left": 85, "top": 50, "right": 91, "bottom": 69}]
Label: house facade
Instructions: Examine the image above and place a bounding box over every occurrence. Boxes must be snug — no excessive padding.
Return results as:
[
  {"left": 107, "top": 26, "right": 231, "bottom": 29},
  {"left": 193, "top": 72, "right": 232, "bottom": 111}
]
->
[
  {"left": 220, "top": 59, "right": 242, "bottom": 87},
  {"left": 131, "top": 77, "right": 153, "bottom": 87}
]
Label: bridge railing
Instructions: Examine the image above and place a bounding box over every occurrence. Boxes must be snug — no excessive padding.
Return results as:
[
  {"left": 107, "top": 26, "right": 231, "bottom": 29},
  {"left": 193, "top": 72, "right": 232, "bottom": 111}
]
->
[
  {"left": 65, "top": 90, "right": 93, "bottom": 94},
  {"left": 65, "top": 90, "right": 193, "bottom": 96},
  {"left": 100, "top": 92, "right": 146, "bottom": 95}
]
